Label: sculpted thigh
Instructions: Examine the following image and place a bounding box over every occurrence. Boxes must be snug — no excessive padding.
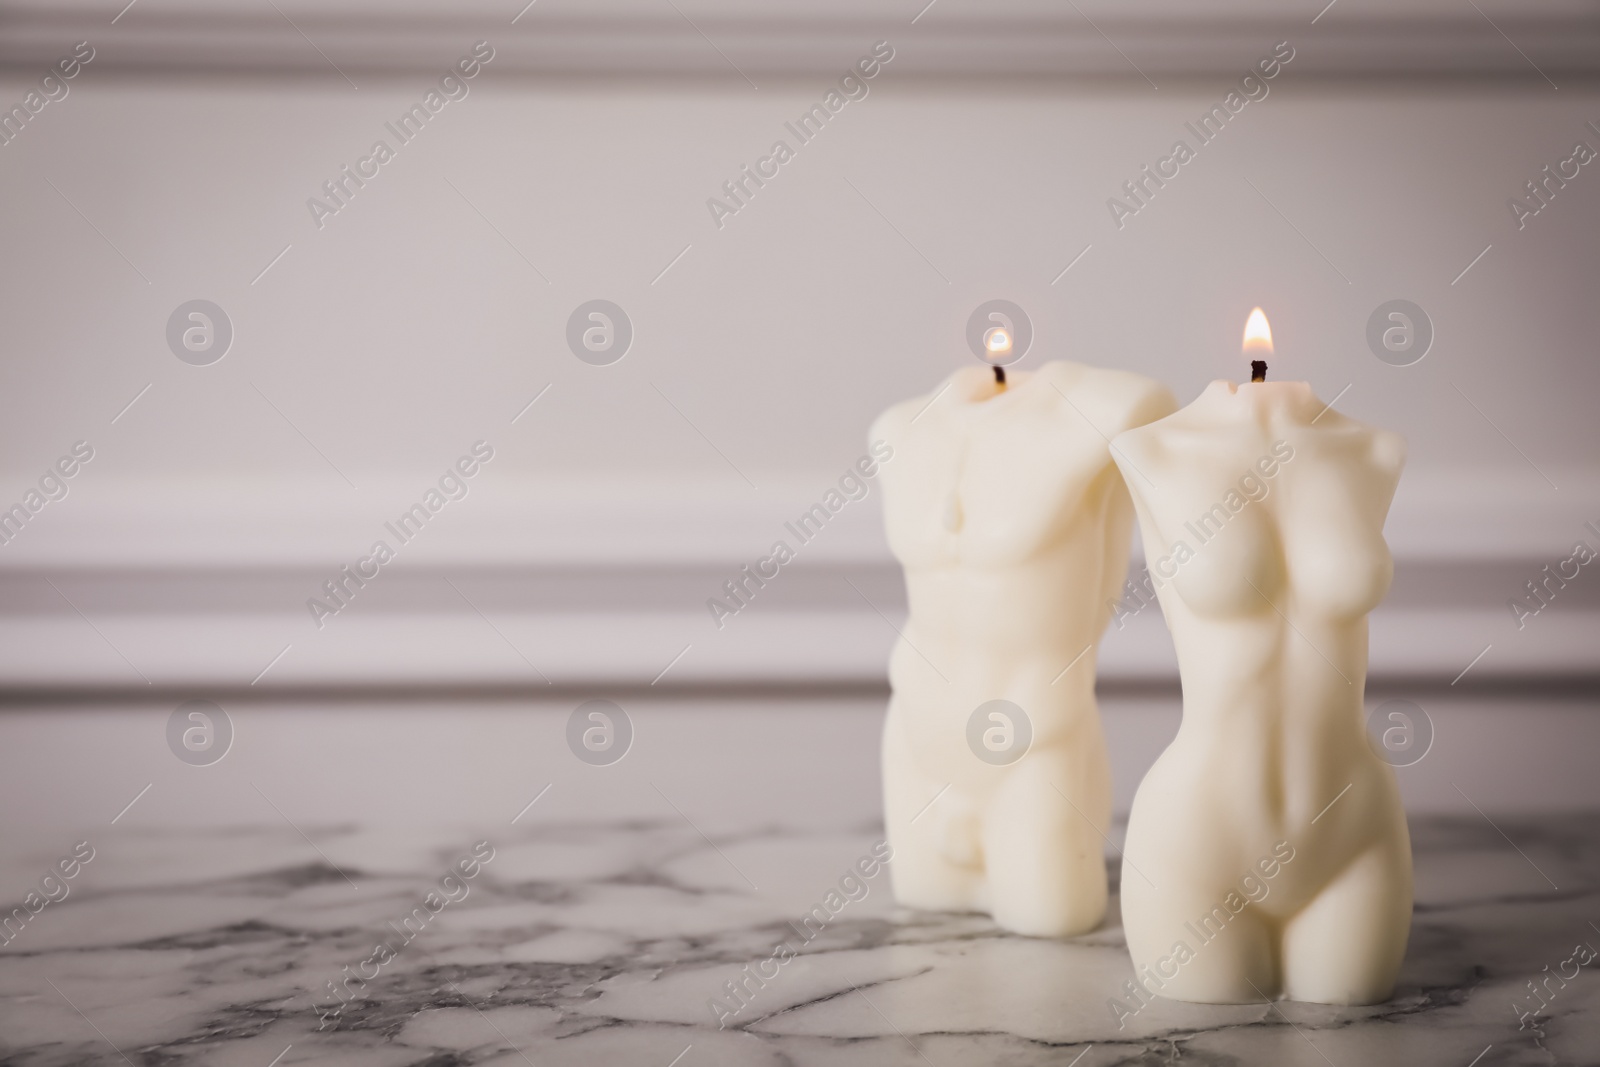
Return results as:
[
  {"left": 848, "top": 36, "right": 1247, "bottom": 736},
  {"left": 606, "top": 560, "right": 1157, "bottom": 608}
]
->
[
  {"left": 980, "top": 745, "right": 1108, "bottom": 937},
  {"left": 882, "top": 706, "right": 982, "bottom": 910},
  {"left": 1281, "top": 837, "right": 1413, "bottom": 1005},
  {"left": 1133, "top": 898, "right": 1279, "bottom": 1005},
  {"left": 1120, "top": 762, "right": 1281, "bottom": 998}
]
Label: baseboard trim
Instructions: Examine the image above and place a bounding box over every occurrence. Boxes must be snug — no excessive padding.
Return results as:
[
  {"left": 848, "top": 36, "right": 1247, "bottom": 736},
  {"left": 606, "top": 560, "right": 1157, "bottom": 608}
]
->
[
  {"left": 0, "top": 554, "right": 1591, "bottom": 693},
  {"left": 4, "top": 673, "right": 1598, "bottom": 707}
]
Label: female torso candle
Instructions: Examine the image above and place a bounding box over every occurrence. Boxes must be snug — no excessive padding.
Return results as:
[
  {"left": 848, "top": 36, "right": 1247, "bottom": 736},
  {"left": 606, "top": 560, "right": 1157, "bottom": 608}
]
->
[
  {"left": 1110, "top": 314, "right": 1411, "bottom": 1005},
  {"left": 873, "top": 360, "right": 1174, "bottom": 937}
]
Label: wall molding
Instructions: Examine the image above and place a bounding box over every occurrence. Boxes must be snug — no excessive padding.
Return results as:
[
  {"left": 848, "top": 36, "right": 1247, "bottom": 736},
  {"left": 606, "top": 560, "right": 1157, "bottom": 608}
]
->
[
  {"left": 0, "top": 559, "right": 1592, "bottom": 695},
  {"left": 2, "top": 1, "right": 1598, "bottom": 81},
  {"left": 0, "top": 470, "right": 1593, "bottom": 693}
]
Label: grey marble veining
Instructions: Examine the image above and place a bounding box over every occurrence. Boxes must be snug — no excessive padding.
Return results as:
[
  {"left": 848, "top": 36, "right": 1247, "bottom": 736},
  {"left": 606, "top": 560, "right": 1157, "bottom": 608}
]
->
[{"left": 1, "top": 814, "right": 1596, "bottom": 1066}]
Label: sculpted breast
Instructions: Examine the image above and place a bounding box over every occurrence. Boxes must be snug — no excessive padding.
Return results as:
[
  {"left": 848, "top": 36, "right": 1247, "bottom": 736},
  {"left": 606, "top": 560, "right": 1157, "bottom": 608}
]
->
[
  {"left": 954, "top": 435, "right": 1104, "bottom": 562},
  {"left": 880, "top": 416, "right": 1106, "bottom": 568},
  {"left": 1168, "top": 511, "right": 1286, "bottom": 618},
  {"left": 1289, "top": 524, "right": 1393, "bottom": 618}
]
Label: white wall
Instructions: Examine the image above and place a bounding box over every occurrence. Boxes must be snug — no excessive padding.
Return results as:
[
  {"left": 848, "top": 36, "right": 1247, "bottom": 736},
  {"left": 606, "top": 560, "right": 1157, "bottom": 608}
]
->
[
  {"left": 3, "top": 78, "right": 1599, "bottom": 500},
  {"left": 0, "top": 5, "right": 1596, "bottom": 825},
  {"left": 1, "top": 69, "right": 1597, "bottom": 692}
]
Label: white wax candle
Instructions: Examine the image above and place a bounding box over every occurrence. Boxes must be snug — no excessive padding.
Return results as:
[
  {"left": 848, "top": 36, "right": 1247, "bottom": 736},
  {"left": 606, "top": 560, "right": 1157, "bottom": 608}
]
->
[
  {"left": 1110, "top": 377, "right": 1411, "bottom": 1005},
  {"left": 873, "top": 361, "right": 1176, "bottom": 937}
]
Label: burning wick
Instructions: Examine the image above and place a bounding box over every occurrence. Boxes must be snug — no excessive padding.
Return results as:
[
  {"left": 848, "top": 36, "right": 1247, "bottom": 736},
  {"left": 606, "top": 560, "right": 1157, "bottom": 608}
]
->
[
  {"left": 1242, "top": 306, "right": 1273, "bottom": 383},
  {"left": 985, "top": 327, "right": 1013, "bottom": 388}
]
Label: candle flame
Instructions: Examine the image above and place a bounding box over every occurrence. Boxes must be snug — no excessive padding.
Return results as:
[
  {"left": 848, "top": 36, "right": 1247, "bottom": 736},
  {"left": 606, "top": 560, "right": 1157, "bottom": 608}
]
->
[
  {"left": 1242, "top": 307, "right": 1273, "bottom": 355},
  {"left": 984, "top": 327, "right": 1013, "bottom": 359}
]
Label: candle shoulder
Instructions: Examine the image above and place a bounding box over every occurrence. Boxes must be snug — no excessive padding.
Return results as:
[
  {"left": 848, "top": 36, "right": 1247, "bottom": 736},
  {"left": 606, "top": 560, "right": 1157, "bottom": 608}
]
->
[
  {"left": 1111, "top": 382, "right": 1406, "bottom": 489},
  {"left": 870, "top": 361, "right": 1176, "bottom": 443},
  {"left": 1108, "top": 383, "right": 1407, "bottom": 625},
  {"left": 1035, "top": 361, "right": 1179, "bottom": 439},
  {"left": 869, "top": 362, "right": 1175, "bottom": 571}
]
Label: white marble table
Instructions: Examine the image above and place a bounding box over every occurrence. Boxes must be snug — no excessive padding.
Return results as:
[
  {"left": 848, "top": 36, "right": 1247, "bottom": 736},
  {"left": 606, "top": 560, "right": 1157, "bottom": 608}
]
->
[{"left": 1, "top": 814, "right": 1595, "bottom": 1066}]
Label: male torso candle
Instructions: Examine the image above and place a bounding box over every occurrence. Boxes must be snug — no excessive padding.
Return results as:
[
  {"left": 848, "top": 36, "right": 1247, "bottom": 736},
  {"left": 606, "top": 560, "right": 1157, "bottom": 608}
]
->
[
  {"left": 1111, "top": 378, "right": 1411, "bottom": 1004},
  {"left": 873, "top": 361, "right": 1175, "bottom": 937}
]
